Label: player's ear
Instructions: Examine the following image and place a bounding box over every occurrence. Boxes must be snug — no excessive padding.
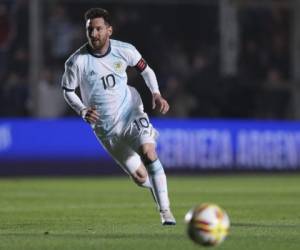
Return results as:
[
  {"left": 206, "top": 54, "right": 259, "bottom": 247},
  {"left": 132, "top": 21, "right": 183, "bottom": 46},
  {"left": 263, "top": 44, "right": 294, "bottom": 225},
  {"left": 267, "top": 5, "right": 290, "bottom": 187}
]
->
[{"left": 108, "top": 25, "right": 113, "bottom": 36}]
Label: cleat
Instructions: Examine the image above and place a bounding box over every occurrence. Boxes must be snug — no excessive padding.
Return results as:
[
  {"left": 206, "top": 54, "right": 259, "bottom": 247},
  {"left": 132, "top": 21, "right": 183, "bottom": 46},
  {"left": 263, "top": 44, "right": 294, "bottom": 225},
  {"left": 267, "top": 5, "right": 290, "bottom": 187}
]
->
[{"left": 160, "top": 209, "right": 176, "bottom": 225}]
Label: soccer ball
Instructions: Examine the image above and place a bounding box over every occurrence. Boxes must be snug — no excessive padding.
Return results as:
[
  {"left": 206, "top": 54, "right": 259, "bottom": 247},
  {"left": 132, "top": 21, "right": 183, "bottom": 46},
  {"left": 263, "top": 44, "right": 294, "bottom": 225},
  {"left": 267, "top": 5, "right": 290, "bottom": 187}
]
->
[{"left": 184, "top": 203, "right": 230, "bottom": 247}]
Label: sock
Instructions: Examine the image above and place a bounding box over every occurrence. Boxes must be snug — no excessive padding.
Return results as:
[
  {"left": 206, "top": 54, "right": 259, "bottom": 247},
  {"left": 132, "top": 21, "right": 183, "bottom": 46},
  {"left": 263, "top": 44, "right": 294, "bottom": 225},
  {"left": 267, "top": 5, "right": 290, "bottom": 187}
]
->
[
  {"left": 146, "top": 159, "right": 170, "bottom": 211},
  {"left": 136, "top": 174, "right": 159, "bottom": 209},
  {"left": 140, "top": 176, "right": 152, "bottom": 189}
]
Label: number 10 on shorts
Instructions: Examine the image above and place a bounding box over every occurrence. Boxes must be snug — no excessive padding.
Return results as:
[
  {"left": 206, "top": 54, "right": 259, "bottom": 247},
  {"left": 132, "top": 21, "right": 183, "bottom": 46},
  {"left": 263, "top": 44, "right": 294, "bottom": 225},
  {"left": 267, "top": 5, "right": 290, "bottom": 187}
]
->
[{"left": 133, "top": 117, "right": 149, "bottom": 131}]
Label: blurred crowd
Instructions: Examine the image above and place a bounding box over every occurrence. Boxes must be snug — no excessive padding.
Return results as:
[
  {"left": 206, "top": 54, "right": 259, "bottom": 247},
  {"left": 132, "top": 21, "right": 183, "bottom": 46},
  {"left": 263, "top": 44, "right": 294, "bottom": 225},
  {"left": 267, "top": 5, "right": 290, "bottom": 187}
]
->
[{"left": 0, "top": 0, "right": 292, "bottom": 119}]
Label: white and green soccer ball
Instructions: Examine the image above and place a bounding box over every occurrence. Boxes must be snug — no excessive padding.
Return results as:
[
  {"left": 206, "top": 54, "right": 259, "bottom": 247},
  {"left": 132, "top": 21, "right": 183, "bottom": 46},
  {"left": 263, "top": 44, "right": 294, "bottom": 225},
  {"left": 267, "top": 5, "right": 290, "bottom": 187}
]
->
[{"left": 185, "top": 203, "right": 230, "bottom": 247}]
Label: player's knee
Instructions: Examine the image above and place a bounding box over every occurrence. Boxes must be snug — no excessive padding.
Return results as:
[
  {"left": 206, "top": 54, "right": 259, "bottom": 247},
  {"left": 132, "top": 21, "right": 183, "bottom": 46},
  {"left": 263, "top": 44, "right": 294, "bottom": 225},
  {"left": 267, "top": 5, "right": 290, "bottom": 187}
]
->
[
  {"left": 140, "top": 145, "right": 157, "bottom": 165},
  {"left": 131, "top": 166, "right": 148, "bottom": 186},
  {"left": 134, "top": 176, "right": 147, "bottom": 187}
]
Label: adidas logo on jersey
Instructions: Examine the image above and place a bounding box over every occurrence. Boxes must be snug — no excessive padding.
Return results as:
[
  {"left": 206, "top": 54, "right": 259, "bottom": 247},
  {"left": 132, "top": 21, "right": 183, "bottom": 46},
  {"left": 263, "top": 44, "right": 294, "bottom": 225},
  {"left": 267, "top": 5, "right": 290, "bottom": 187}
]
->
[{"left": 89, "top": 70, "right": 97, "bottom": 76}]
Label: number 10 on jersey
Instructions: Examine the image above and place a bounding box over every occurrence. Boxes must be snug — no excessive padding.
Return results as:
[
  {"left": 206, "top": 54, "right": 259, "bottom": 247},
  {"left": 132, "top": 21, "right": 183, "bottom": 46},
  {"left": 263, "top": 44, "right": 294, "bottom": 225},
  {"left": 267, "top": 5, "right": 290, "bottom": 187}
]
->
[{"left": 101, "top": 74, "right": 116, "bottom": 89}]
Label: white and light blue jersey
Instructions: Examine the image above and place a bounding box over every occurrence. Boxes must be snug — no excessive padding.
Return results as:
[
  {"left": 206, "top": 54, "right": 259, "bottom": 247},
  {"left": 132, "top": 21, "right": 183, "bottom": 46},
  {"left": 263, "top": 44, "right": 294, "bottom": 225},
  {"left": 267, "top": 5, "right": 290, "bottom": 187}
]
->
[{"left": 62, "top": 39, "right": 143, "bottom": 136}]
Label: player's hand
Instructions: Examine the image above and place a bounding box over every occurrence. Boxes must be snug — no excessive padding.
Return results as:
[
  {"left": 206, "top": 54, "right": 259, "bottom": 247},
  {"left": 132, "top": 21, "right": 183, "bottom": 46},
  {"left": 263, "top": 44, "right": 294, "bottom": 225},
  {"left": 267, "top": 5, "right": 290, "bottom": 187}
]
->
[
  {"left": 152, "top": 93, "right": 169, "bottom": 114},
  {"left": 81, "top": 107, "right": 100, "bottom": 124}
]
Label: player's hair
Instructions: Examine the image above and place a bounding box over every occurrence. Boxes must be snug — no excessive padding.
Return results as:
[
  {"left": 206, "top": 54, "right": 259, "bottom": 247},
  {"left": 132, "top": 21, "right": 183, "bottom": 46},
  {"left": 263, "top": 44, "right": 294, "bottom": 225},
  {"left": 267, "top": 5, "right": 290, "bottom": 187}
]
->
[{"left": 84, "top": 8, "right": 112, "bottom": 26}]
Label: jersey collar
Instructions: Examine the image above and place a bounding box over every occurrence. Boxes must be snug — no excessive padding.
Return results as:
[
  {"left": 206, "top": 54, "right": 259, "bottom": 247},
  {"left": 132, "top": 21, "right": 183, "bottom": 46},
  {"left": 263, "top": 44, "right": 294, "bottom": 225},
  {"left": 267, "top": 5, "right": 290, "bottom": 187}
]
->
[{"left": 86, "top": 41, "right": 111, "bottom": 58}]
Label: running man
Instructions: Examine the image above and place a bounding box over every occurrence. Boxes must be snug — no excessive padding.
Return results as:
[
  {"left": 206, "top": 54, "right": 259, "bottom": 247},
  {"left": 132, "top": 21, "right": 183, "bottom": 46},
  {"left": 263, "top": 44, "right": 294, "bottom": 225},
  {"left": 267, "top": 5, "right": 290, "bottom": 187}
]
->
[{"left": 61, "top": 8, "right": 176, "bottom": 225}]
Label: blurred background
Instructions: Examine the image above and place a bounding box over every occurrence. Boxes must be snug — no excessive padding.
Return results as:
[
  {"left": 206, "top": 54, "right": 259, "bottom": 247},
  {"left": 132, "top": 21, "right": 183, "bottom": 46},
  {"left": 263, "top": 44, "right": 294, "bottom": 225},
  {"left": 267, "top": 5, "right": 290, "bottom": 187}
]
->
[{"left": 1, "top": 0, "right": 300, "bottom": 174}]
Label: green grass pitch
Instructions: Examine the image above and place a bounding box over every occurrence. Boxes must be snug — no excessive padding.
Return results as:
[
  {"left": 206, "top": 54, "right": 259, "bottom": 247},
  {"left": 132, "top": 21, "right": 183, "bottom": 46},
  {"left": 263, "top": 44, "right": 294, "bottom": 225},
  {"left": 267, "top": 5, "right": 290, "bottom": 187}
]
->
[{"left": 0, "top": 174, "right": 300, "bottom": 250}]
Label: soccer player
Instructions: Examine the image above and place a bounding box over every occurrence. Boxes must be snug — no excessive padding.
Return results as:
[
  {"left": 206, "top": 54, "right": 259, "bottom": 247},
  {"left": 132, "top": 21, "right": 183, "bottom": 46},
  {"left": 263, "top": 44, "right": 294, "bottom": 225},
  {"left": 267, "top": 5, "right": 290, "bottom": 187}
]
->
[{"left": 61, "top": 8, "right": 176, "bottom": 225}]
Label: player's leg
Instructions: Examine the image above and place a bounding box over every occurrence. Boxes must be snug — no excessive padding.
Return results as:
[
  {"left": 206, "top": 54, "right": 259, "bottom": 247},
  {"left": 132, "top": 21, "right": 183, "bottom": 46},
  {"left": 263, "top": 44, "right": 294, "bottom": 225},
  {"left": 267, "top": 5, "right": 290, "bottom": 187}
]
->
[
  {"left": 130, "top": 163, "right": 152, "bottom": 188},
  {"left": 139, "top": 142, "right": 176, "bottom": 225},
  {"left": 98, "top": 138, "right": 162, "bottom": 209},
  {"left": 123, "top": 111, "right": 176, "bottom": 225},
  {"left": 131, "top": 163, "right": 159, "bottom": 208},
  {"left": 122, "top": 87, "right": 176, "bottom": 224},
  {"left": 97, "top": 136, "right": 152, "bottom": 189}
]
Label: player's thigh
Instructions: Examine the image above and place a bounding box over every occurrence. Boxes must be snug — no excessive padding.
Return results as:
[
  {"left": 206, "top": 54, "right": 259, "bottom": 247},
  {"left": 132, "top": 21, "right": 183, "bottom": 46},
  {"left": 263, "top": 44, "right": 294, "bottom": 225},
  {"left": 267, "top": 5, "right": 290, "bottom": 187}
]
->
[
  {"left": 125, "top": 110, "right": 158, "bottom": 152},
  {"left": 100, "top": 137, "right": 142, "bottom": 175}
]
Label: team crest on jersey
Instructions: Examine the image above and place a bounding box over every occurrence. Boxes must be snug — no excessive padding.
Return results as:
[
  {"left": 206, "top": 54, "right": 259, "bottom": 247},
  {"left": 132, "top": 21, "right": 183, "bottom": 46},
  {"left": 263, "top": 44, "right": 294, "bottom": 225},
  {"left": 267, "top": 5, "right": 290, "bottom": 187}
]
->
[{"left": 113, "top": 61, "right": 123, "bottom": 73}]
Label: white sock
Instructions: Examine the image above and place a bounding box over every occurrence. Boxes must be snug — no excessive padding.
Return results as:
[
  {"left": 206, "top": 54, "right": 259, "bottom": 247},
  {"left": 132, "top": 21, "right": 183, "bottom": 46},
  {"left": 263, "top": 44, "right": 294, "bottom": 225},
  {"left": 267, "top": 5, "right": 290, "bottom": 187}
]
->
[
  {"left": 146, "top": 159, "right": 170, "bottom": 211},
  {"left": 137, "top": 175, "right": 158, "bottom": 209},
  {"left": 140, "top": 176, "right": 152, "bottom": 189}
]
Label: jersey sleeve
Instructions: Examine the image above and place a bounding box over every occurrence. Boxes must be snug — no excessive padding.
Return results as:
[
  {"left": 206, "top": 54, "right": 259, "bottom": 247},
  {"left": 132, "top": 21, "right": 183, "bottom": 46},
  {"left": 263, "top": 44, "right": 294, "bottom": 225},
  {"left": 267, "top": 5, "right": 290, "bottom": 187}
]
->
[
  {"left": 124, "top": 44, "right": 142, "bottom": 67},
  {"left": 61, "top": 58, "right": 79, "bottom": 91}
]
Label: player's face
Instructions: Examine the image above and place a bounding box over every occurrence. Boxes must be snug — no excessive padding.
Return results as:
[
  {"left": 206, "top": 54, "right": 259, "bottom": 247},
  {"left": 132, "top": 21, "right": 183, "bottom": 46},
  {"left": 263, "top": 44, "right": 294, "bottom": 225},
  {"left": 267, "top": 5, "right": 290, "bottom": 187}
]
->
[{"left": 86, "top": 17, "right": 112, "bottom": 51}]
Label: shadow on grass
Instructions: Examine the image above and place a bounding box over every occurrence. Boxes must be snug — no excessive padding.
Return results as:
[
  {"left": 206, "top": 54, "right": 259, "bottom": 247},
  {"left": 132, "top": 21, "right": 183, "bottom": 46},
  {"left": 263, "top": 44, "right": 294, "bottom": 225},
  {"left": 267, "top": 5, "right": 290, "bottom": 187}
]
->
[{"left": 0, "top": 232, "right": 184, "bottom": 240}]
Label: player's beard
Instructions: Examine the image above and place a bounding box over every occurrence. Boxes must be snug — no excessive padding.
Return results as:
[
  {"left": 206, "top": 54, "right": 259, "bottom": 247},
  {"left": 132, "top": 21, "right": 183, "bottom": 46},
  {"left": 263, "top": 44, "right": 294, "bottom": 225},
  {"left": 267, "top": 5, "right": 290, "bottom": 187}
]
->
[
  {"left": 90, "top": 35, "right": 109, "bottom": 53},
  {"left": 90, "top": 39, "right": 102, "bottom": 50}
]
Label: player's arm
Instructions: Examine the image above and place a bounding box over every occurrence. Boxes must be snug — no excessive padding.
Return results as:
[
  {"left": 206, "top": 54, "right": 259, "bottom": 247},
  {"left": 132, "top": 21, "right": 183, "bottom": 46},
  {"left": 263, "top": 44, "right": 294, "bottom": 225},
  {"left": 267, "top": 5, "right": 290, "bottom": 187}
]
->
[
  {"left": 135, "top": 58, "right": 170, "bottom": 114},
  {"left": 62, "top": 89, "right": 99, "bottom": 124},
  {"left": 62, "top": 60, "right": 99, "bottom": 124}
]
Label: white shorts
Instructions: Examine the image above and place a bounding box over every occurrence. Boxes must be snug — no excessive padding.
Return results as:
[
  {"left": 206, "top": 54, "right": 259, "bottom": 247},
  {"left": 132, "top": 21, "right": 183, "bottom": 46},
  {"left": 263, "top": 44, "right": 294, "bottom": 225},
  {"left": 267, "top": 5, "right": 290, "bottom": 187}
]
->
[{"left": 94, "top": 109, "right": 158, "bottom": 175}]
